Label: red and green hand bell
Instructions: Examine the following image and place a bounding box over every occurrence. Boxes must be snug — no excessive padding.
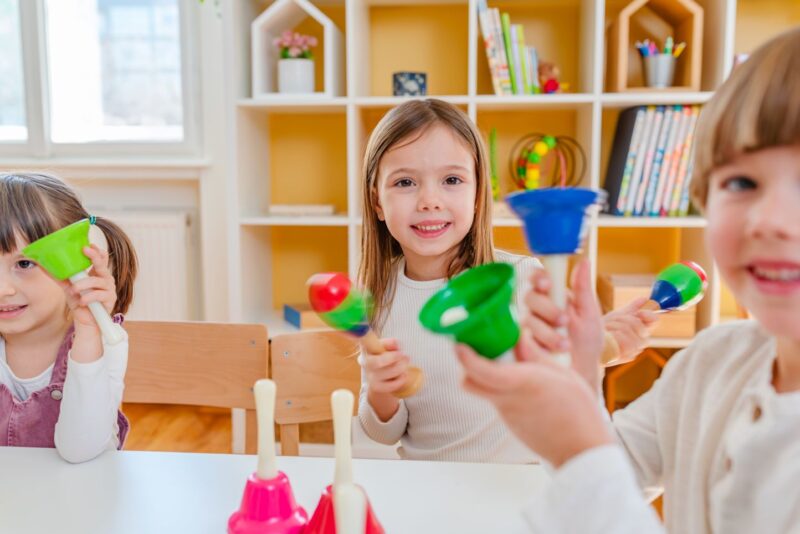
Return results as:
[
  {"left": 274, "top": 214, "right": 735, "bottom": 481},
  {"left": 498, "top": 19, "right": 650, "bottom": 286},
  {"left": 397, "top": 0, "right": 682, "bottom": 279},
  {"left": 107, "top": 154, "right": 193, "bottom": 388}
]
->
[{"left": 307, "top": 273, "right": 423, "bottom": 398}]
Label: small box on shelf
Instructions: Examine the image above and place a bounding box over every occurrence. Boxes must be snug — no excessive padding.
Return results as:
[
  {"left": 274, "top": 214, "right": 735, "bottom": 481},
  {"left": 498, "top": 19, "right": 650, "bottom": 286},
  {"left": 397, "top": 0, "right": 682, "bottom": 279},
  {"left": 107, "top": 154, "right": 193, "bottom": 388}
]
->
[
  {"left": 283, "top": 302, "right": 329, "bottom": 330},
  {"left": 597, "top": 273, "right": 696, "bottom": 339},
  {"left": 268, "top": 204, "right": 336, "bottom": 216}
]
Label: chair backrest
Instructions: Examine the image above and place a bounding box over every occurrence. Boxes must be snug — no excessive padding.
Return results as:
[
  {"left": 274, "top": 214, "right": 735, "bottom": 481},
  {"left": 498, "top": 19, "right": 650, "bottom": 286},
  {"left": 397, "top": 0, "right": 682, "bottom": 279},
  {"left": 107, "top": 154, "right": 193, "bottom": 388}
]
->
[
  {"left": 270, "top": 330, "right": 361, "bottom": 456},
  {"left": 124, "top": 321, "right": 269, "bottom": 453}
]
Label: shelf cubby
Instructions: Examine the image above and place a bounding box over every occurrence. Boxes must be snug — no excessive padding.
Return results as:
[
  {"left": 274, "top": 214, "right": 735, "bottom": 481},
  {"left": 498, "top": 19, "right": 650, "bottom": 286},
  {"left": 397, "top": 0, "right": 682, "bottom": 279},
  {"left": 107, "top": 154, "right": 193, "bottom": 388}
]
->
[
  {"left": 239, "top": 225, "right": 349, "bottom": 323},
  {"left": 349, "top": 0, "right": 470, "bottom": 97},
  {"left": 251, "top": 0, "right": 346, "bottom": 98},
  {"left": 598, "top": 226, "right": 714, "bottom": 331},
  {"left": 605, "top": 0, "right": 704, "bottom": 92},
  {"left": 477, "top": 106, "right": 593, "bottom": 199},
  {"left": 237, "top": 108, "right": 348, "bottom": 219},
  {"left": 476, "top": 0, "right": 595, "bottom": 96}
]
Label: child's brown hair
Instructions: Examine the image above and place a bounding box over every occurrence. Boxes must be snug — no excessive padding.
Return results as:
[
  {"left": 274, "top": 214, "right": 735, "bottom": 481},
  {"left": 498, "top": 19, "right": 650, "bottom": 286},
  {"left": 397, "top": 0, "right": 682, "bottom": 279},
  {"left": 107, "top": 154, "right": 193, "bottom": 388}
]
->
[
  {"left": 0, "top": 172, "right": 138, "bottom": 315},
  {"left": 358, "top": 99, "right": 494, "bottom": 327},
  {"left": 691, "top": 27, "right": 800, "bottom": 210}
]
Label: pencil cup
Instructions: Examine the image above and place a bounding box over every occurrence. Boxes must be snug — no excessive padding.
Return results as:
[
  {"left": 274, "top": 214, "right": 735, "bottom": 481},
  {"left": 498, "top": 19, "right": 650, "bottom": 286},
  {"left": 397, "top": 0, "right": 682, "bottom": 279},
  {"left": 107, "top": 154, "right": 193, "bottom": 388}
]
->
[{"left": 643, "top": 54, "right": 676, "bottom": 88}]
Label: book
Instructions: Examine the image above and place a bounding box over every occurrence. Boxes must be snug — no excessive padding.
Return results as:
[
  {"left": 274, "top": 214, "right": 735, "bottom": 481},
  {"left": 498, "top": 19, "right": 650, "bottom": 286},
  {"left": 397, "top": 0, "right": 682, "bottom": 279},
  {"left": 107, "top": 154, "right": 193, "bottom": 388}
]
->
[
  {"left": 633, "top": 106, "right": 666, "bottom": 215},
  {"left": 490, "top": 8, "right": 512, "bottom": 94},
  {"left": 477, "top": 4, "right": 503, "bottom": 95},
  {"left": 510, "top": 24, "right": 525, "bottom": 95},
  {"left": 602, "top": 106, "right": 645, "bottom": 214},
  {"left": 677, "top": 144, "right": 696, "bottom": 216},
  {"left": 616, "top": 106, "right": 651, "bottom": 214},
  {"left": 668, "top": 106, "right": 700, "bottom": 215},
  {"left": 514, "top": 25, "right": 530, "bottom": 95},
  {"left": 529, "top": 46, "right": 540, "bottom": 92},
  {"left": 659, "top": 106, "right": 692, "bottom": 216},
  {"left": 477, "top": 1, "right": 510, "bottom": 95},
  {"left": 650, "top": 105, "right": 683, "bottom": 215},
  {"left": 623, "top": 106, "right": 659, "bottom": 216},
  {"left": 268, "top": 204, "right": 336, "bottom": 216},
  {"left": 642, "top": 105, "right": 677, "bottom": 215},
  {"left": 283, "top": 303, "right": 329, "bottom": 329},
  {"left": 501, "top": 12, "right": 517, "bottom": 95}
]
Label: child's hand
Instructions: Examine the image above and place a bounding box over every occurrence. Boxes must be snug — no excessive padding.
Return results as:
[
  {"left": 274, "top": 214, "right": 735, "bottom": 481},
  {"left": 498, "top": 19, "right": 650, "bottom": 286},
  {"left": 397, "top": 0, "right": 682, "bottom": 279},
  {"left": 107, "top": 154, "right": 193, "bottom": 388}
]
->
[
  {"left": 363, "top": 338, "right": 411, "bottom": 396},
  {"left": 521, "top": 260, "right": 605, "bottom": 391},
  {"left": 603, "top": 298, "right": 659, "bottom": 364},
  {"left": 57, "top": 245, "right": 117, "bottom": 362},
  {"left": 456, "top": 333, "right": 614, "bottom": 468}
]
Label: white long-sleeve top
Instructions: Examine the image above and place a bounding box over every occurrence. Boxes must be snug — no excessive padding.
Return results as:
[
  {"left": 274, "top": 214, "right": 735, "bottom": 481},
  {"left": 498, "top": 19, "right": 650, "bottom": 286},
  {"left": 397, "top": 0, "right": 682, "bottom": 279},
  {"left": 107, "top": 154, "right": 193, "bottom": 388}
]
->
[
  {"left": 524, "top": 320, "right": 800, "bottom": 533},
  {"left": 0, "top": 324, "right": 128, "bottom": 463},
  {"left": 358, "top": 249, "right": 542, "bottom": 463}
]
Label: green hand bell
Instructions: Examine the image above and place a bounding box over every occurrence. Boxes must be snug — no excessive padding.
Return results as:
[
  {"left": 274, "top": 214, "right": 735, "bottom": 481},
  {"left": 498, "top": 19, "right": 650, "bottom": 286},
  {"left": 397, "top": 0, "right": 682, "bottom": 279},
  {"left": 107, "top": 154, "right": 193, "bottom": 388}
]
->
[
  {"left": 419, "top": 262, "right": 520, "bottom": 359},
  {"left": 22, "top": 219, "right": 124, "bottom": 345}
]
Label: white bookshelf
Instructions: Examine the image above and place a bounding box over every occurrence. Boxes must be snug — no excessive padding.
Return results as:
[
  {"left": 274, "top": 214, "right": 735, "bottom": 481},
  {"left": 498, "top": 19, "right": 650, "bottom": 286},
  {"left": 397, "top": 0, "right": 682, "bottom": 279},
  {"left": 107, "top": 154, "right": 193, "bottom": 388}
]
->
[{"left": 221, "top": 0, "right": 784, "bottom": 345}]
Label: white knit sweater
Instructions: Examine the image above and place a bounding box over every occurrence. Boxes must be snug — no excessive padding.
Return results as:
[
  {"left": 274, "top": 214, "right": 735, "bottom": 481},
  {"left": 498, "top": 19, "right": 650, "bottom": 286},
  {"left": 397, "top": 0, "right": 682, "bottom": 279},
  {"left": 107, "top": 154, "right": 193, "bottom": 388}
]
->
[
  {"left": 524, "top": 320, "right": 800, "bottom": 533},
  {"left": 358, "top": 249, "right": 541, "bottom": 463}
]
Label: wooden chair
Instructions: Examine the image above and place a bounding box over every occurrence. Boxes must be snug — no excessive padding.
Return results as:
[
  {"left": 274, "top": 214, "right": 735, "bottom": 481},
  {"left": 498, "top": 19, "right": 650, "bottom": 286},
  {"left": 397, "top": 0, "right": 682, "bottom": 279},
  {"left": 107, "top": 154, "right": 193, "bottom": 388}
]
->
[
  {"left": 270, "top": 330, "right": 361, "bottom": 456},
  {"left": 123, "top": 321, "right": 269, "bottom": 454},
  {"left": 604, "top": 348, "right": 668, "bottom": 413}
]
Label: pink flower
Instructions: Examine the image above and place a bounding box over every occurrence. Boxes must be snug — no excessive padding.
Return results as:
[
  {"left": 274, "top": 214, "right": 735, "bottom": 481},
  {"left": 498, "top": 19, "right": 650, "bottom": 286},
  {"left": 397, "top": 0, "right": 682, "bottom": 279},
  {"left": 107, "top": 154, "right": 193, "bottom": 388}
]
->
[{"left": 274, "top": 29, "right": 318, "bottom": 57}]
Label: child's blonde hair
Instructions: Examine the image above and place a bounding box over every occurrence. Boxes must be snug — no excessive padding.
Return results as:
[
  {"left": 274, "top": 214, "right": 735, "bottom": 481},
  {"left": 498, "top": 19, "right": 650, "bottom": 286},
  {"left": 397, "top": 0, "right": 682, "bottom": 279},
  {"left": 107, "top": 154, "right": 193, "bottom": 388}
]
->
[
  {"left": 359, "top": 99, "right": 495, "bottom": 327},
  {"left": 0, "top": 172, "right": 138, "bottom": 315},
  {"left": 691, "top": 27, "right": 800, "bottom": 210}
]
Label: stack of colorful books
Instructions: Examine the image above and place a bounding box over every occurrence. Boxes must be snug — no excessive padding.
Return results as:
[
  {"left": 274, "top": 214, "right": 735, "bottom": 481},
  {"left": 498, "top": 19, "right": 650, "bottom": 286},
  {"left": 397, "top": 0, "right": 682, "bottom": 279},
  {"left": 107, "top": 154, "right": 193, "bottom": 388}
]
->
[
  {"left": 603, "top": 105, "right": 700, "bottom": 217},
  {"left": 476, "top": 0, "right": 541, "bottom": 96}
]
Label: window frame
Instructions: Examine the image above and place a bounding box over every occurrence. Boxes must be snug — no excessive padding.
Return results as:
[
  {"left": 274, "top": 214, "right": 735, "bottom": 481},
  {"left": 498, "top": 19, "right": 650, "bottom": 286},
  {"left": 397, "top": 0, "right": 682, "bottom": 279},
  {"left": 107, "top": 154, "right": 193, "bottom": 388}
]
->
[{"left": 0, "top": 0, "right": 201, "bottom": 158}]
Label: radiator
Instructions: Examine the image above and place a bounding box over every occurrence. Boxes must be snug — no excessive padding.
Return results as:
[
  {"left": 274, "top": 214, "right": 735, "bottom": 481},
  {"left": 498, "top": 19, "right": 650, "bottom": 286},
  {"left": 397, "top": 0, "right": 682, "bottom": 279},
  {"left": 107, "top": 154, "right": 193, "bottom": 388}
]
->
[{"left": 94, "top": 211, "right": 191, "bottom": 321}]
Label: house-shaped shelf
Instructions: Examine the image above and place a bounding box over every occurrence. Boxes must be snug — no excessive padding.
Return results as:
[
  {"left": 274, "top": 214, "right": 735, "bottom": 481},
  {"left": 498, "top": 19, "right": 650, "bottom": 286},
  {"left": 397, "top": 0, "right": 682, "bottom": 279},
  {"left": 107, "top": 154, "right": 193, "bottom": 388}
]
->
[
  {"left": 606, "top": 0, "right": 703, "bottom": 92},
  {"left": 252, "top": 0, "right": 344, "bottom": 99}
]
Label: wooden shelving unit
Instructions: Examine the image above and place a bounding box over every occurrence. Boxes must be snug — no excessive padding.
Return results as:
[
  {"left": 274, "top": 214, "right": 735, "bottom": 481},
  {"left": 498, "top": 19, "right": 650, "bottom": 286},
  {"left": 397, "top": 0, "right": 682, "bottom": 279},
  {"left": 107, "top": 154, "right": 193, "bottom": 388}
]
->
[{"left": 222, "top": 0, "right": 796, "bottom": 347}]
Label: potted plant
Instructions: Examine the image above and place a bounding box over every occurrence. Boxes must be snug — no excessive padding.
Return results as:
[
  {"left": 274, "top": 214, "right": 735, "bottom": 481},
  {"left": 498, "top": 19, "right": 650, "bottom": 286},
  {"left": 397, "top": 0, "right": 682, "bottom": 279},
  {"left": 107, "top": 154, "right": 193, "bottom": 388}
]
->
[{"left": 274, "top": 30, "right": 318, "bottom": 94}]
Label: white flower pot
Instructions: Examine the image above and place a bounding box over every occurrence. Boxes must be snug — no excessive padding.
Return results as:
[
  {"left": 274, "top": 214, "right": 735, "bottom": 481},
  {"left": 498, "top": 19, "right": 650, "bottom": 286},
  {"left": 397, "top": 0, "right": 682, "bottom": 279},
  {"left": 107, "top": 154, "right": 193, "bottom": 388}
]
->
[{"left": 278, "top": 58, "right": 315, "bottom": 94}]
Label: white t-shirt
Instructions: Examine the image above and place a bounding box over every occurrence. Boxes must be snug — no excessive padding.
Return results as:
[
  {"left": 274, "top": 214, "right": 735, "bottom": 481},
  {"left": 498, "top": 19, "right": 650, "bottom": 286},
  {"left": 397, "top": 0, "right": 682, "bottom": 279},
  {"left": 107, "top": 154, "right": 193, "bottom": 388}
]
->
[
  {"left": 0, "top": 351, "right": 53, "bottom": 401},
  {"left": 358, "top": 249, "right": 542, "bottom": 463}
]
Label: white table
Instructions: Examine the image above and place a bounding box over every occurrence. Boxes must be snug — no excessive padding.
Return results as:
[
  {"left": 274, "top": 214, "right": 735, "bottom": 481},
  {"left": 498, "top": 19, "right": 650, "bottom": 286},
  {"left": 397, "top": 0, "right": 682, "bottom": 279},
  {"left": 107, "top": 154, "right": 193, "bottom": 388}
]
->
[{"left": 0, "top": 447, "right": 549, "bottom": 534}]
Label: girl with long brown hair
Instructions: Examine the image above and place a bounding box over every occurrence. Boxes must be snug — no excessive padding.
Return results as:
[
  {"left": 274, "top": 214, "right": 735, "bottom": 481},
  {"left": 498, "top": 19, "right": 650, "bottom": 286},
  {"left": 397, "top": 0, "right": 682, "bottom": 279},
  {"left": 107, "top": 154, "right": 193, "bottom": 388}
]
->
[{"left": 357, "top": 99, "right": 652, "bottom": 462}]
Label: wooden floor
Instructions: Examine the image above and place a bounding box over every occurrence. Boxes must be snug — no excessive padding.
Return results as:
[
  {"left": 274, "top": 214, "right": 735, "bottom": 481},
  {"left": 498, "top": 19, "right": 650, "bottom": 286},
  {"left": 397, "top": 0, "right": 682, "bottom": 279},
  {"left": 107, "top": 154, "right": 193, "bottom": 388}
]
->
[
  {"left": 122, "top": 404, "right": 334, "bottom": 454},
  {"left": 122, "top": 404, "right": 232, "bottom": 453}
]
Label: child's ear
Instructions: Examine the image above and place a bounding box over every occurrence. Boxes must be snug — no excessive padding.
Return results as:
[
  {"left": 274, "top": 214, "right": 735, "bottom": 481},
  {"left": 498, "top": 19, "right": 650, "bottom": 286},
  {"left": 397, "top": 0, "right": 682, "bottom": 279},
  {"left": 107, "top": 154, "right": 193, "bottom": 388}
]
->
[{"left": 372, "top": 188, "right": 385, "bottom": 221}]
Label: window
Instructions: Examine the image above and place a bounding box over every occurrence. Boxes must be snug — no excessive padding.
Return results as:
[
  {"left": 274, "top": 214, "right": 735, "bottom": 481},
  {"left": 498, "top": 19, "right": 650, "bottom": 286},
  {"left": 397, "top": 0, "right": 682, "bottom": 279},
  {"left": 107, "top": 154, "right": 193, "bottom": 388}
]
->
[
  {"left": 0, "top": 0, "right": 194, "bottom": 153},
  {"left": 45, "top": 0, "right": 185, "bottom": 143},
  {"left": 0, "top": 0, "right": 26, "bottom": 142}
]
